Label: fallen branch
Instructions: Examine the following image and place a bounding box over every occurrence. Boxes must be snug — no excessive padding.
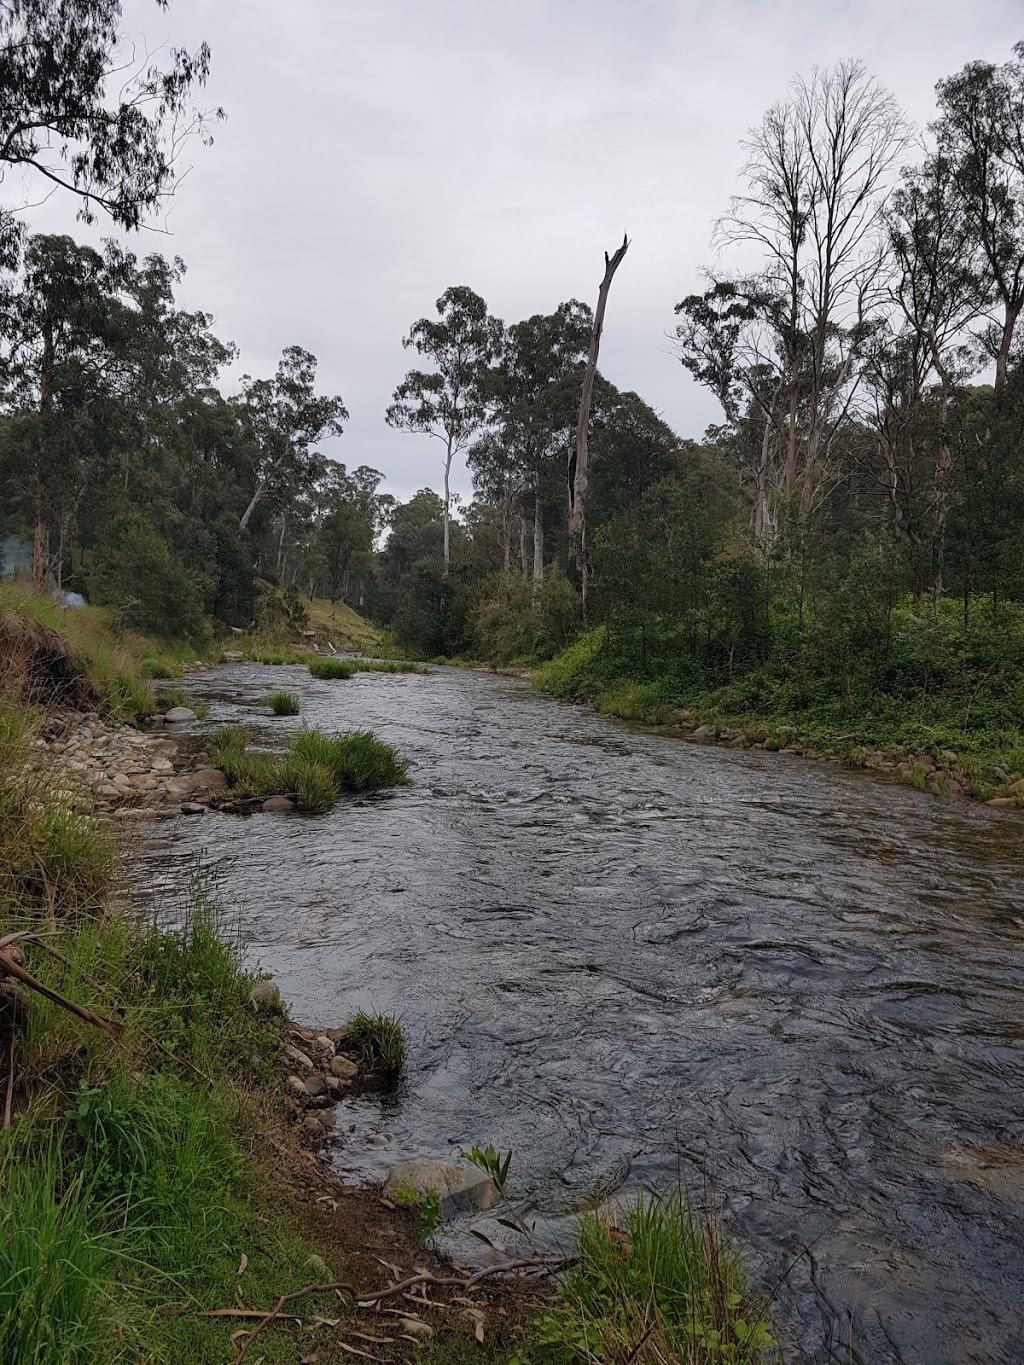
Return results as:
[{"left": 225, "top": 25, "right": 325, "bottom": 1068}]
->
[
  {"left": 219, "top": 1254, "right": 573, "bottom": 1363},
  {"left": 0, "top": 947, "right": 120, "bottom": 1039},
  {"left": 356, "top": 1254, "right": 576, "bottom": 1305},
  {"left": 229, "top": 1281, "right": 356, "bottom": 1364}
]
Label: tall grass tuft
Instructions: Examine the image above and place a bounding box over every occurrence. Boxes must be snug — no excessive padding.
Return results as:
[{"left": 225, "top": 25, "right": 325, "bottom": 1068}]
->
[
  {"left": 309, "top": 656, "right": 356, "bottom": 680},
  {"left": 535, "top": 1187, "right": 776, "bottom": 1363},
  {"left": 0, "top": 1131, "right": 121, "bottom": 1365},
  {"left": 209, "top": 725, "right": 408, "bottom": 812},
  {"left": 268, "top": 691, "right": 300, "bottom": 716},
  {"left": 345, "top": 1010, "right": 405, "bottom": 1088}
]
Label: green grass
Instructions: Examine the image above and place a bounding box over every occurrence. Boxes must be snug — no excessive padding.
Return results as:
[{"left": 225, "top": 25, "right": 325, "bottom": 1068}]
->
[
  {"left": 355, "top": 658, "right": 428, "bottom": 675},
  {"left": 344, "top": 1010, "right": 405, "bottom": 1088},
  {"left": 208, "top": 726, "right": 409, "bottom": 812},
  {"left": 530, "top": 1189, "right": 775, "bottom": 1364},
  {"left": 268, "top": 690, "right": 300, "bottom": 716},
  {"left": 308, "top": 656, "right": 356, "bottom": 679}
]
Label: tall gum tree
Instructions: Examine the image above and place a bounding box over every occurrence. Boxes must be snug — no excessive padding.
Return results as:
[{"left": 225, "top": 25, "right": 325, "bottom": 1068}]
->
[
  {"left": 935, "top": 43, "right": 1024, "bottom": 394},
  {"left": 386, "top": 285, "right": 502, "bottom": 573}
]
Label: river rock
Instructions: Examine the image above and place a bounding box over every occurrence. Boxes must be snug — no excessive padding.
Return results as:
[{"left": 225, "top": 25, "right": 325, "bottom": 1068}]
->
[
  {"left": 691, "top": 725, "right": 715, "bottom": 742},
  {"left": 179, "top": 802, "right": 206, "bottom": 815},
  {"left": 163, "top": 706, "right": 196, "bottom": 723},
  {"left": 330, "top": 1056, "right": 358, "bottom": 1081},
  {"left": 313, "top": 1034, "right": 335, "bottom": 1056},
  {"left": 285, "top": 1044, "right": 314, "bottom": 1071},
  {"left": 986, "top": 797, "right": 1017, "bottom": 808},
  {"left": 303, "top": 1073, "right": 328, "bottom": 1099},
  {"left": 1008, "top": 778, "right": 1024, "bottom": 795},
  {"left": 384, "top": 1158, "right": 496, "bottom": 1217},
  {"left": 250, "top": 979, "right": 281, "bottom": 1009},
  {"left": 190, "top": 766, "right": 227, "bottom": 791},
  {"left": 301, "top": 1114, "right": 324, "bottom": 1141},
  {"left": 286, "top": 1074, "right": 306, "bottom": 1098},
  {"left": 263, "top": 795, "right": 295, "bottom": 813}
]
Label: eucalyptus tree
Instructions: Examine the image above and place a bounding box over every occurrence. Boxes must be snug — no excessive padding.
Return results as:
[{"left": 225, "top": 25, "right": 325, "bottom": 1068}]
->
[
  {"left": 714, "top": 60, "right": 909, "bottom": 525},
  {"left": 386, "top": 286, "right": 502, "bottom": 572},
  {"left": 237, "top": 346, "right": 348, "bottom": 586},
  {"left": 887, "top": 154, "right": 985, "bottom": 603},
  {"left": 0, "top": 0, "right": 221, "bottom": 261},
  {"left": 935, "top": 42, "right": 1024, "bottom": 391},
  {"left": 495, "top": 300, "right": 590, "bottom": 590}
]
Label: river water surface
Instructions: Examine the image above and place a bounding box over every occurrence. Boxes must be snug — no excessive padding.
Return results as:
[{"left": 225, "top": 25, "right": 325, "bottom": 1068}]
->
[{"left": 138, "top": 662, "right": 1024, "bottom": 1364}]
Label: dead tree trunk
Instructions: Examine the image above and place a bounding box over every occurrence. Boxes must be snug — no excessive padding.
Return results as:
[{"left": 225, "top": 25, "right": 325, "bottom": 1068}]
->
[
  {"left": 532, "top": 489, "right": 544, "bottom": 600},
  {"left": 569, "top": 233, "right": 630, "bottom": 621}
]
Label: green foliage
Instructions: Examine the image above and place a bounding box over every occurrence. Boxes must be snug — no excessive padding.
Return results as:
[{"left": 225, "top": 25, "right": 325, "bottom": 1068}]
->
[
  {"left": 90, "top": 514, "right": 205, "bottom": 641},
  {"left": 390, "top": 1183, "right": 443, "bottom": 1246},
  {"left": 0, "top": 1130, "right": 120, "bottom": 1365},
  {"left": 345, "top": 1010, "right": 405, "bottom": 1088},
  {"left": 462, "top": 1143, "right": 513, "bottom": 1197},
  {"left": 531, "top": 1189, "right": 774, "bottom": 1364},
  {"left": 209, "top": 725, "right": 409, "bottom": 812},
  {"left": 308, "top": 656, "right": 356, "bottom": 679},
  {"left": 267, "top": 690, "right": 300, "bottom": 716}
]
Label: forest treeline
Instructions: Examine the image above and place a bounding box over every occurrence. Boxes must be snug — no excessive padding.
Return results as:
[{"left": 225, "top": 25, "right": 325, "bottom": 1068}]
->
[{"left": 3, "top": 37, "right": 1024, "bottom": 758}]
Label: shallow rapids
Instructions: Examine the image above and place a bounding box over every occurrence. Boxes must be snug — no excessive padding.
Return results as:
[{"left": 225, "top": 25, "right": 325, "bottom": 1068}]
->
[{"left": 136, "top": 662, "right": 1024, "bottom": 1364}]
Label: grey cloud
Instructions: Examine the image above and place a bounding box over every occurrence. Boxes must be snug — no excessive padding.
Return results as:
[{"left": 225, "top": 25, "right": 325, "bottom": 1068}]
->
[{"left": 18, "top": 0, "right": 1024, "bottom": 502}]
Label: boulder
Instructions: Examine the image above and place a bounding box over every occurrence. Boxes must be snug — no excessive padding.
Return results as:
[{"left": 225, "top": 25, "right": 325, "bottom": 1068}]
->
[
  {"left": 691, "top": 725, "right": 716, "bottom": 742},
  {"left": 163, "top": 706, "right": 196, "bottom": 723},
  {"left": 263, "top": 795, "right": 295, "bottom": 813},
  {"left": 1008, "top": 778, "right": 1024, "bottom": 795},
  {"left": 384, "top": 1158, "right": 496, "bottom": 1217},
  {"left": 303, "top": 1073, "right": 328, "bottom": 1099},
  {"left": 250, "top": 979, "right": 281, "bottom": 1009},
  {"left": 329, "top": 1055, "right": 358, "bottom": 1081},
  {"left": 191, "top": 766, "right": 227, "bottom": 791}
]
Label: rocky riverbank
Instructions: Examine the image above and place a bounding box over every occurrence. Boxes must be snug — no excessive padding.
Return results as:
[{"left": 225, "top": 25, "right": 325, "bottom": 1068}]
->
[{"left": 37, "top": 706, "right": 228, "bottom": 818}]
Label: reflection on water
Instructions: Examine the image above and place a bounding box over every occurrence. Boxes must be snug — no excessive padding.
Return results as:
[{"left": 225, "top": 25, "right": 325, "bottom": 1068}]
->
[{"left": 135, "top": 663, "right": 1024, "bottom": 1364}]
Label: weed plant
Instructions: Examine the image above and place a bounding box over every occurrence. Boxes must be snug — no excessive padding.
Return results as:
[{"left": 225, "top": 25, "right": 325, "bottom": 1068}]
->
[
  {"left": 345, "top": 1010, "right": 405, "bottom": 1087},
  {"left": 532, "top": 1188, "right": 775, "bottom": 1363},
  {"left": 268, "top": 691, "right": 300, "bottom": 716}
]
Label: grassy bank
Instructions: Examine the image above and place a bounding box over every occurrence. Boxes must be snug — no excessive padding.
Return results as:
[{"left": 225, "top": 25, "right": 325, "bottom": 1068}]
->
[
  {"left": 537, "top": 613, "right": 1024, "bottom": 806},
  {"left": 0, "top": 583, "right": 197, "bottom": 721}
]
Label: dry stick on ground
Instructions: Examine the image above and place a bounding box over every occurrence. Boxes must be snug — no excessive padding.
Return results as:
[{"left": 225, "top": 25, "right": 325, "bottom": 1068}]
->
[
  {"left": 223, "top": 1256, "right": 575, "bottom": 1365},
  {"left": 226, "top": 1282, "right": 357, "bottom": 1365}
]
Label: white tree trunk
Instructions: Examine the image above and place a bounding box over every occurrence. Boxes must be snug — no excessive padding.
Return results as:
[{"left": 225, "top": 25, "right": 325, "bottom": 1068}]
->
[{"left": 239, "top": 481, "right": 265, "bottom": 531}]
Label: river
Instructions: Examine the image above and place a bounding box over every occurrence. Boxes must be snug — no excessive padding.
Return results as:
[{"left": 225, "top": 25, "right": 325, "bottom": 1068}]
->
[{"left": 136, "top": 661, "right": 1024, "bottom": 1364}]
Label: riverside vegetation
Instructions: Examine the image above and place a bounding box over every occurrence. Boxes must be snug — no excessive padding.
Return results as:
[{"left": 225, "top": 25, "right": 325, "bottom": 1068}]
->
[{"left": 0, "top": 597, "right": 778, "bottom": 1362}]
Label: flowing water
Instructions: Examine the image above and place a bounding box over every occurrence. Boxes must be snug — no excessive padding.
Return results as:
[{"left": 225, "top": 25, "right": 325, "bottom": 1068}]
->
[{"left": 137, "top": 662, "right": 1024, "bottom": 1364}]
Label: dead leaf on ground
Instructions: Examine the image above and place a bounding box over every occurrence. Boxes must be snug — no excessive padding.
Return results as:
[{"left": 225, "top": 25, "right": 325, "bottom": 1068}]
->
[{"left": 237, "top": 1252, "right": 248, "bottom": 1277}]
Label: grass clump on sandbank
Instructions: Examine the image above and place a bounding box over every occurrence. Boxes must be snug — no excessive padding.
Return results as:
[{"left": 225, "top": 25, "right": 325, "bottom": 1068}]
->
[
  {"left": 308, "top": 655, "right": 428, "bottom": 681},
  {"left": 208, "top": 725, "right": 409, "bottom": 813},
  {"left": 531, "top": 1188, "right": 776, "bottom": 1363},
  {"left": 344, "top": 1010, "right": 405, "bottom": 1089},
  {"left": 268, "top": 690, "right": 300, "bottom": 716}
]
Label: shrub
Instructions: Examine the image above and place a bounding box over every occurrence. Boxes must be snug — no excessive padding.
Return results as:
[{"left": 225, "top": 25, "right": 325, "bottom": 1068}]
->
[
  {"left": 268, "top": 691, "right": 300, "bottom": 716},
  {"left": 309, "top": 657, "right": 356, "bottom": 680}
]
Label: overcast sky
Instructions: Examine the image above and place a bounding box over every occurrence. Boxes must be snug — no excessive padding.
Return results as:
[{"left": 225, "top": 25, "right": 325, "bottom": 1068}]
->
[{"left": 19, "top": 0, "right": 1024, "bottom": 502}]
